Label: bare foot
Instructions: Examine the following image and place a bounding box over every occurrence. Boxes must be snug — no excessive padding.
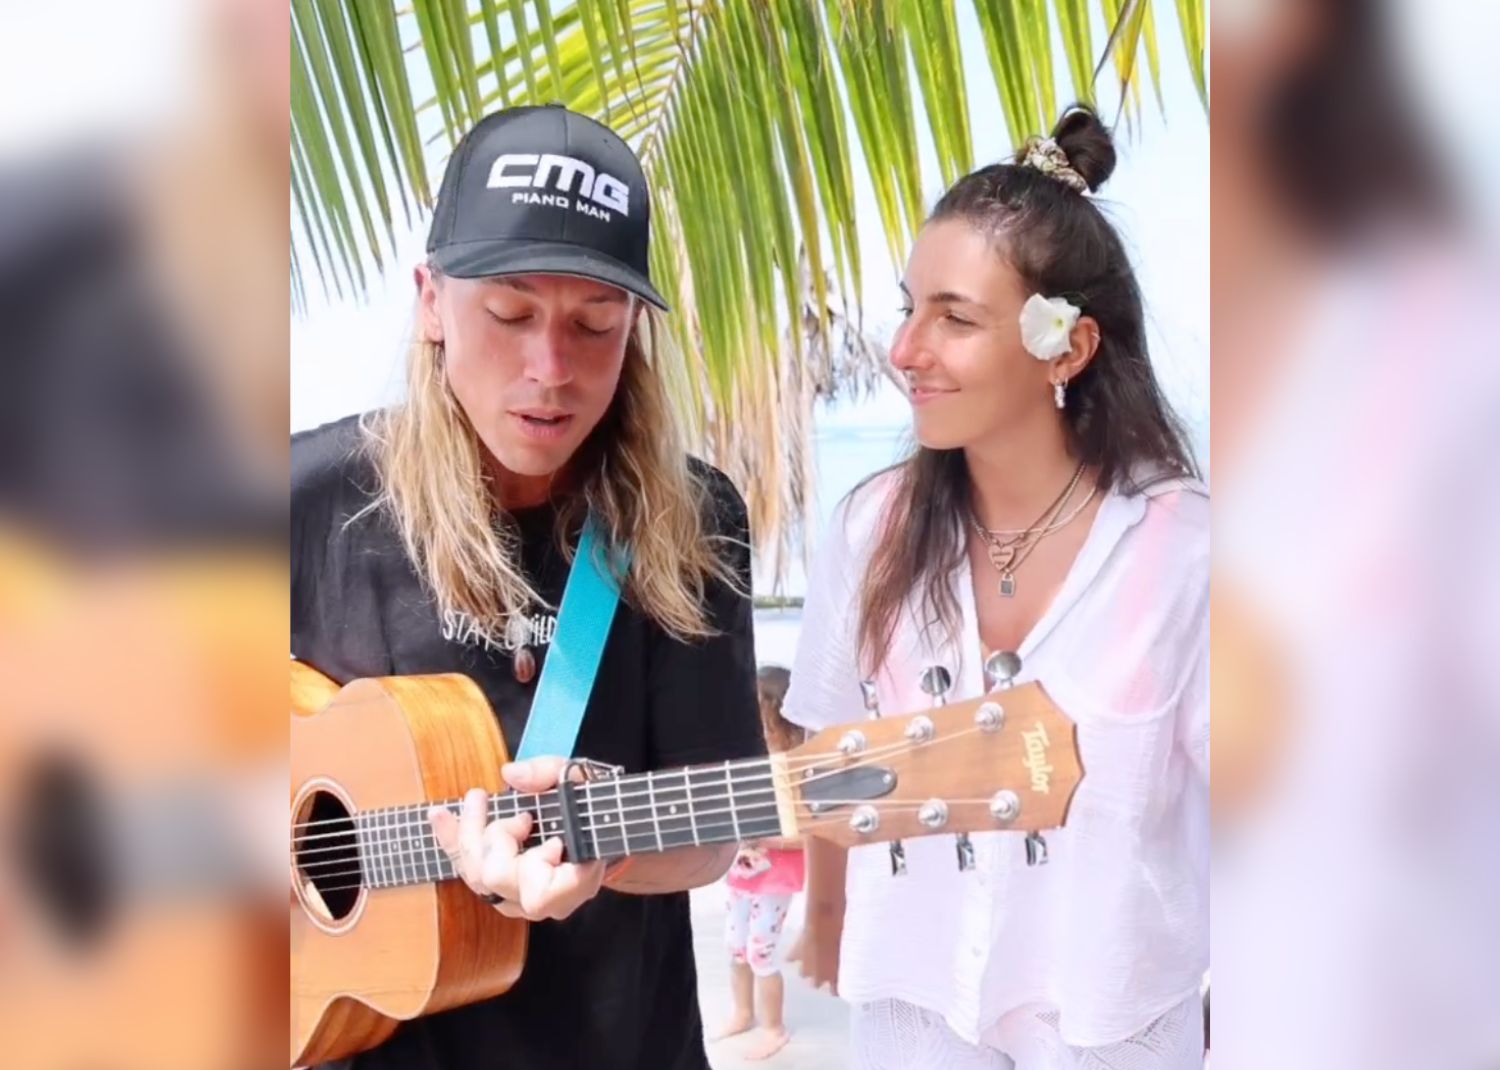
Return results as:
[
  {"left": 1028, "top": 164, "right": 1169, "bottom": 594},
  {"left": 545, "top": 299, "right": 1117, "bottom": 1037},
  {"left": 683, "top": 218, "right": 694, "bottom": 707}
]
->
[
  {"left": 710, "top": 1013, "right": 755, "bottom": 1041},
  {"left": 743, "top": 1026, "right": 790, "bottom": 1060}
]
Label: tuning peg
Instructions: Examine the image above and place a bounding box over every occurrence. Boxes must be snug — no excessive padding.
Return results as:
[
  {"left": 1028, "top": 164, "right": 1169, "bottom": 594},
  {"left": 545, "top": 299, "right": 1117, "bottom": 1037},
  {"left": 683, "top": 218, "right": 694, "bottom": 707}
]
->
[
  {"left": 836, "top": 729, "right": 867, "bottom": 756},
  {"left": 984, "top": 650, "right": 1022, "bottom": 692},
  {"left": 859, "top": 679, "right": 880, "bottom": 719},
  {"left": 955, "top": 832, "right": 976, "bottom": 871},
  {"left": 919, "top": 665, "right": 952, "bottom": 707},
  {"left": 1024, "top": 831, "right": 1049, "bottom": 867},
  {"left": 888, "top": 840, "right": 907, "bottom": 876}
]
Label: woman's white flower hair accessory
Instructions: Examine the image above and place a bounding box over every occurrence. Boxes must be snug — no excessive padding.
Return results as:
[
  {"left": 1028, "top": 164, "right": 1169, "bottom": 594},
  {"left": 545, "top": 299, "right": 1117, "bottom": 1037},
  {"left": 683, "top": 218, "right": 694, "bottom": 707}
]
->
[{"left": 1019, "top": 293, "right": 1081, "bottom": 361}]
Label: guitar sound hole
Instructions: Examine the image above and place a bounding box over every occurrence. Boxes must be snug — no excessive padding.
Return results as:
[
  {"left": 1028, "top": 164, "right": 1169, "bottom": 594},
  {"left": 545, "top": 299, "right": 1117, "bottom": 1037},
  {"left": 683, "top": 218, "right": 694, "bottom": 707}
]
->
[
  {"left": 15, "top": 753, "right": 115, "bottom": 946},
  {"left": 293, "top": 791, "right": 360, "bottom": 922}
]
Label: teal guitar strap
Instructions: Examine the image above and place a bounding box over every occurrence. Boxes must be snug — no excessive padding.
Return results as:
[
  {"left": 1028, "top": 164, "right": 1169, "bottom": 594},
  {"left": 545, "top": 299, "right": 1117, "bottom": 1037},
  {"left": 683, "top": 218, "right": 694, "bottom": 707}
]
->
[{"left": 513, "top": 513, "right": 630, "bottom": 761}]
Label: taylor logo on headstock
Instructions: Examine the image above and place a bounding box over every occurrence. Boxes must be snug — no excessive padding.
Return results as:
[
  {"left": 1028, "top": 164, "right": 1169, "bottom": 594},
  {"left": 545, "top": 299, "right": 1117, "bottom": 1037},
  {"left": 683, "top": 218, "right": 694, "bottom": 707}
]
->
[{"left": 1022, "top": 721, "right": 1053, "bottom": 794}]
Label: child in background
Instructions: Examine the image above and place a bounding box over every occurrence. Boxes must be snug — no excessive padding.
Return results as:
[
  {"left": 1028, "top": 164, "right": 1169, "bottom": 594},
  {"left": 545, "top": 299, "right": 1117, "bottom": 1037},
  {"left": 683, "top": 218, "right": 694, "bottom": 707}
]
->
[{"left": 712, "top": 665, "right": 805, "bottom": 1061}]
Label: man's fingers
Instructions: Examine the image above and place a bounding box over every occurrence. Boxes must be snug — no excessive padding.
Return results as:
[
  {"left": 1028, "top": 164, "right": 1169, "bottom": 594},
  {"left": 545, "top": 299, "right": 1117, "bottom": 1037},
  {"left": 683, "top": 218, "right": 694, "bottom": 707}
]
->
[
  {"left": 500, "top": 756, "right": 585, "bottom": 792},
  {"left": 456, "top": 787, "right": 488, "bottom": 885},
  {"left": 444, "top": 807, "right": 605, "bottom": 922},
  {"left": 514, "top": 841, "right": 607, "bottom": 920},
  {"left": 479, "top": 811, "right": 532, "bottom": 896},
  {"left": 428, "top": 789, "right": 486, "bottom": 888},
  {"left": 485, "top": 811, "right": 533, "bottom": 849},
  {"left": 515, "top": 837, "right": 567, "bottom": 914},
  {"left": 427, "top": 805, "right": 459, "bottom": 854}
]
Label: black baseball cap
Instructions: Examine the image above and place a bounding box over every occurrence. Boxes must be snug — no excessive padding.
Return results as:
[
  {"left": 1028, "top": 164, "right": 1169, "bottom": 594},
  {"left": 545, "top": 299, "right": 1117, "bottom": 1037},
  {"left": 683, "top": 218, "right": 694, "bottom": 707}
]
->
[{"left": 426, "top": 104, "right": 668, "bottom": 311}]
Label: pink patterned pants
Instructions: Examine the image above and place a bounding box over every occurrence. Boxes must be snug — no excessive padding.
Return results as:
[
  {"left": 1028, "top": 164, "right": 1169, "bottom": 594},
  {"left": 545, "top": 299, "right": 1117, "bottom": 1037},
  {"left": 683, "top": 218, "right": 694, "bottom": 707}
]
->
[{"left": 724, "top": 888, "right": 793, "bottom": 977}]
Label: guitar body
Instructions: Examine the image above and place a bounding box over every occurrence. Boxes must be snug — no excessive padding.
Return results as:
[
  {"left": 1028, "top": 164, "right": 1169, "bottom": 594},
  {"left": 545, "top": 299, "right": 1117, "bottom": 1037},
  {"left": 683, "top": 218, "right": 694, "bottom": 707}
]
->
[
  {"left": 0, "top": 538, "right": 288, "bottom": 1070},
  {"left": 290, "top": 665, "right": 527, "bottom": 1067}
]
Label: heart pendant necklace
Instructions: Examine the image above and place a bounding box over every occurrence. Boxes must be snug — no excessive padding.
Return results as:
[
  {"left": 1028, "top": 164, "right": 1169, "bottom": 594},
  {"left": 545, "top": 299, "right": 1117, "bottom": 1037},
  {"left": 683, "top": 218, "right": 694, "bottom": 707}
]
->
[
  {"left": 986, "top": 543, "right": 1019, "bottom": 598},
  {"left": 972, "top": 462, "right": 1087, "bottom": 598}
]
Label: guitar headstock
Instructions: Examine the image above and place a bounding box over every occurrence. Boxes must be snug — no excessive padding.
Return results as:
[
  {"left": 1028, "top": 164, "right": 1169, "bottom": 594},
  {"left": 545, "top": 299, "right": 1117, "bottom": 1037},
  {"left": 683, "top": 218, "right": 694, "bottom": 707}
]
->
[{"left": 779, "top": 681, "right": 1082, "bottom": 851}]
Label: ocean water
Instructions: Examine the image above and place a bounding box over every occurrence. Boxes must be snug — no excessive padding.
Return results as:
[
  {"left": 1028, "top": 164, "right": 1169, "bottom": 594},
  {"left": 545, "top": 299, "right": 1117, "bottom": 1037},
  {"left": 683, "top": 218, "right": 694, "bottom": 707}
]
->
[{"left": 748, "top": 420, "right": 904, "bottom": 673}]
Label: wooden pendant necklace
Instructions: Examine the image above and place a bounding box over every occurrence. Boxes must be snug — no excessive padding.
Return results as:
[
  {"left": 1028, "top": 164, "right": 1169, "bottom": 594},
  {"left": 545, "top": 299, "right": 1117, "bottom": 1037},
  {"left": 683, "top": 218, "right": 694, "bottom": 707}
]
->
[
  {"left": 512, "top": 645, "right": 537, "bottom": 684},
  {"left": 503, "top": 609, "right": 556, "bottom": 684}
]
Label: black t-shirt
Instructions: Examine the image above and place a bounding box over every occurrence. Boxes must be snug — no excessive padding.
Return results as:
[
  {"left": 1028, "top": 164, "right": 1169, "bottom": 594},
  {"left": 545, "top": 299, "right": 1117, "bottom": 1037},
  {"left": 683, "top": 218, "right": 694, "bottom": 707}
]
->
[{"left": 291, "top": 414, "right": 766, "bottom": 1070}]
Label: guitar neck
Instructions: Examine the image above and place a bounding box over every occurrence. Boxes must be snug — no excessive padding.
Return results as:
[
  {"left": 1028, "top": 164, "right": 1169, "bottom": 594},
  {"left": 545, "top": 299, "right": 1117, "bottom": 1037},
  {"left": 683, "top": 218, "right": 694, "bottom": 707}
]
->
[{"left": 347, "top": 758, "right": 782, "bottom": 891}]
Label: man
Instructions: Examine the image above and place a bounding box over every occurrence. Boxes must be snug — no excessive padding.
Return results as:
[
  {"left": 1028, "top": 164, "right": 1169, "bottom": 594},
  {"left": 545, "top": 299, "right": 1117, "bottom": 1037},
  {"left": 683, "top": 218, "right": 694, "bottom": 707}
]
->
[{"left": 291, "top": 104, "right": 765, "bottom": 1070}]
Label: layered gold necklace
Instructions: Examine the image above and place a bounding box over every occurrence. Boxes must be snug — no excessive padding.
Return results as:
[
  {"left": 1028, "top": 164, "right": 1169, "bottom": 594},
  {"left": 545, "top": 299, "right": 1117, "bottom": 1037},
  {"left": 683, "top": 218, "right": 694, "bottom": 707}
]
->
[{"left": 970, "top": 462, "right": 1098, "bottom": 597}]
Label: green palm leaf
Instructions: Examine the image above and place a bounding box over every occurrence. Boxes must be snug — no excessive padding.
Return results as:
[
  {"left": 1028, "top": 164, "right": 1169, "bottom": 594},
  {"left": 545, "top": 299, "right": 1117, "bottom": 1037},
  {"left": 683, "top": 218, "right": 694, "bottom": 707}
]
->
[{"left": 291, "top": 0, "right": 1206, "bottom": 573}]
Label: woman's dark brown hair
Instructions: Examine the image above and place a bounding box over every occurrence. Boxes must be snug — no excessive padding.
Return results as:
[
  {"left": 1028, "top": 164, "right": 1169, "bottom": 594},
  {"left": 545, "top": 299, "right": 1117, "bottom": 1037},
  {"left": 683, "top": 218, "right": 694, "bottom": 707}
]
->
[
  {"left": 756, "top": 665, "right": 800, "bottom": 753},
  {"left": 1259, "top": 0, "right": 1449, "bottom": 244},
  {"left": 855, "top": 105, "right": 1198, "bottom": 675}
]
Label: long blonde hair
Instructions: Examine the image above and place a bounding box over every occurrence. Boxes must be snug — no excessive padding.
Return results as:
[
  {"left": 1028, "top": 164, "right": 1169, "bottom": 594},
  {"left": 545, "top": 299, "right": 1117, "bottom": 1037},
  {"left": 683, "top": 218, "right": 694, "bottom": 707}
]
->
[{"left": 356, "top": 309, "right": 744, "bottom": 645}]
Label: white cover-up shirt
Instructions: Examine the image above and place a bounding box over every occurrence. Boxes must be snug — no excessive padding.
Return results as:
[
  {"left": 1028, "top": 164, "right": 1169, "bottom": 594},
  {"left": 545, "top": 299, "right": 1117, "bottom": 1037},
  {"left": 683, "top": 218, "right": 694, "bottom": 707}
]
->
[{"left": 782, "top": 467, "right": 1210, "bottom": 1048}]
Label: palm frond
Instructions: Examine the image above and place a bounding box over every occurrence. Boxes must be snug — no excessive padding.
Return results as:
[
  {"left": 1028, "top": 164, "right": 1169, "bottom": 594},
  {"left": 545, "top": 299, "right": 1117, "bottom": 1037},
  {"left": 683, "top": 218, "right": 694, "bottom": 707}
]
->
[{"left": 291, "top": 0, "right": 1207, "bottom": 575}]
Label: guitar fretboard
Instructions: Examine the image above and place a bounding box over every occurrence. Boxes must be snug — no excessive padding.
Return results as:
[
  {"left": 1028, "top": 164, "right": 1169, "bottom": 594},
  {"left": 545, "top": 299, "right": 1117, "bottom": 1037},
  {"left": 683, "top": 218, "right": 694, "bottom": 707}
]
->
[{"left": 302, "top": 758, "right": 782, "bottom": 891}]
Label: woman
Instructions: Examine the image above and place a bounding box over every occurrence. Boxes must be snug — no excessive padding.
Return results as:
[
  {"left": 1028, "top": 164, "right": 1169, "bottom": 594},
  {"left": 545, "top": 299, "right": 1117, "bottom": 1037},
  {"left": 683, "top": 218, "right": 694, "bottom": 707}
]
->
[{"left": 783, "top": 106, "right": 1208, "bottom": 1069}]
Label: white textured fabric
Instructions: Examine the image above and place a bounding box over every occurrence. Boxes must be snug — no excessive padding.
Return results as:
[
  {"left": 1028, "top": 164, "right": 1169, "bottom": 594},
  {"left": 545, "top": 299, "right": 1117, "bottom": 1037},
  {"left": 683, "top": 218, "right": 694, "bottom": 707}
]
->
[
  {"left": 852, "top": 999, "right": 1012, "bottom": 1069},
  {"left": 851, "top": 995, "right": 1204, "bottom": 1070},
  {"left": 782, "top": 468, "right": 1209, "bottom": 1048}
]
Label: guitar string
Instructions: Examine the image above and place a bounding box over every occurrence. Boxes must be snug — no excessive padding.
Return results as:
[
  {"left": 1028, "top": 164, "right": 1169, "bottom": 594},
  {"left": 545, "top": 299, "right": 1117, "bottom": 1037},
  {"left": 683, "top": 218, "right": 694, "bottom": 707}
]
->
[
  {"left": 292, "top": 724, "right": 1015, "bottom": 880},
  {"left": 290, "top": 717, "right": 1013, "bottom": 840},
  {"left": 301, "top": 796, "right": 1044, "bottom": 891},
  {"left": 292, "top": 722, "right": 1003, "bottom": 857},
  {"left": 297, "top": 721, "right": 1015, "bottom": 883},
  {"left": 288, "top": 707, "right": 1031, "bottom": 834}
]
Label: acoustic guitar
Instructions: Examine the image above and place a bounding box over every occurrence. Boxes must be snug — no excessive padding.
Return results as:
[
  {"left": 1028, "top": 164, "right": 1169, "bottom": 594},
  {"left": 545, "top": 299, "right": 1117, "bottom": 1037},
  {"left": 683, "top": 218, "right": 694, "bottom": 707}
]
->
[
  {"left": 290, "top": 660, "right": 1084, "bottom": 1067},
  {"left": 0, "top": 530, "right": 286, "bottom": 1070}
]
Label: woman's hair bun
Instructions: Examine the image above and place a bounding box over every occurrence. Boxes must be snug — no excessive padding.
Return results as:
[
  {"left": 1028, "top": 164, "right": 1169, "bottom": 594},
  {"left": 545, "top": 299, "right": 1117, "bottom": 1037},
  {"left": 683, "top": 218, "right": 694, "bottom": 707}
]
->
[{"left": 1050, "top": 105, "right": 1117, "bottom": 193}]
